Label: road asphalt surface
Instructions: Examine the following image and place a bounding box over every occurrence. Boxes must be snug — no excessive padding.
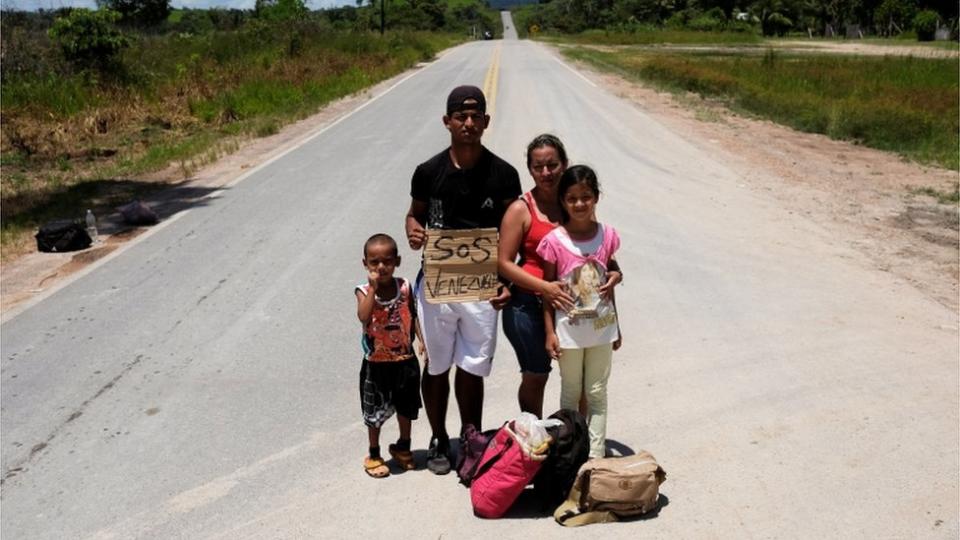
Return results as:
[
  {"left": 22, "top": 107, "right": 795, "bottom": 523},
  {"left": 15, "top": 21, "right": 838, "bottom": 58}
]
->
[{"left": 2, "top": 12, "right": 958, "bottom": 539}]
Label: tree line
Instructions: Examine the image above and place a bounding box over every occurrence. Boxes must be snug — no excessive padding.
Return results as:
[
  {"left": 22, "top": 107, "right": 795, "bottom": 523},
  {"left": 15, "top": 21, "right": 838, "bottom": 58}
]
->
[
  {"left": 0, "top": 0, "right": 498, "bottom": 79},
  {"left": 517, "top": 0, "right": 958, "bottom": 37},
  {"left": 1, "top": 0, "right": 955, "bottom": 81}
]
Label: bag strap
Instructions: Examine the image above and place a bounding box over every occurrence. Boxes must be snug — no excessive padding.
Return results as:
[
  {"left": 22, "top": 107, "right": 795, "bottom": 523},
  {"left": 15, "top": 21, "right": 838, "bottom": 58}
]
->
[
  {"left": 554, "top": 469, "right": 620, "bottom": 527},
  {"left": 556, "top": 508, "right": 619, "bottom": 527},
  {"left": 471, "top": 428, "right": 513, "bottom": 480}
]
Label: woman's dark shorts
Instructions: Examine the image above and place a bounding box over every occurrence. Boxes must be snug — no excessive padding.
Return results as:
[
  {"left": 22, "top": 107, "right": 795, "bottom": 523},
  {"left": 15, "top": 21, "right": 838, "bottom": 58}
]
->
[
  {"left": 359, "top": 357, "right": 422, "bottom": 429},
  {"left": 502, "top": 289, "right": 552, "bottom": 375}
]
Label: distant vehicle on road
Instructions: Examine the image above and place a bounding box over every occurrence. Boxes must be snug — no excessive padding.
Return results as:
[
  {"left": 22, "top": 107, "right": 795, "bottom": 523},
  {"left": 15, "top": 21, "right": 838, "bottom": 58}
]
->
[{"left": 483, "top": 30, "right": 493, "bottom": 40}]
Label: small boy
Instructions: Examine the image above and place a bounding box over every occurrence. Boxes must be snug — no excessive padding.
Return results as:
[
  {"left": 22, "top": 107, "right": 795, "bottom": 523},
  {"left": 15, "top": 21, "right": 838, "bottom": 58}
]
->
[{"left": 355, "top": 233, "right": 423, "bottom": 478}]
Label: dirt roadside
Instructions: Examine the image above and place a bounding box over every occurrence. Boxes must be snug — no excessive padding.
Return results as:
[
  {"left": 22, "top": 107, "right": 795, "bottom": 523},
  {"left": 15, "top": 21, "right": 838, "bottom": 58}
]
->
[
  {"left": 638, "top": 41, "right": 960, "bottom": 58},
  {"left": 562, "top": 48, "right": 959, "bottom": 313},
  {"left": 772, "top": 40, "right": 960, "bottom": 58},
  {"left": 2, "top": 46, "right": 957, "bottom": 317},
  {"left": 0, "top": 72, "right": 416, "bottom": 319}
]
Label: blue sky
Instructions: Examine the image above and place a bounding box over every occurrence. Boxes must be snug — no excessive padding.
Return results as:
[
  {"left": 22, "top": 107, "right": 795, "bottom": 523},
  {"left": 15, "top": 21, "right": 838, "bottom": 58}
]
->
[{"left": 5, "top": 0, "right": 358, "bottom": 10}]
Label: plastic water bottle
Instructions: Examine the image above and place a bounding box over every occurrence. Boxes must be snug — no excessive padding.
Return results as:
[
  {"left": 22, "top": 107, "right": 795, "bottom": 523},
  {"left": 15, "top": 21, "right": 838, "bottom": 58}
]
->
[{"left": 85, "top": 209, "right": 98, "bottom": 243}]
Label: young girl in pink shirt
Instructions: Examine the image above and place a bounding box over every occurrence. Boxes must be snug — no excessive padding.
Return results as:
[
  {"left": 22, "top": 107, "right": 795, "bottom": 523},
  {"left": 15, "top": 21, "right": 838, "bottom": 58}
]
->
[{"left": 537, "top": 165, "right": 621, "bottom": 458}]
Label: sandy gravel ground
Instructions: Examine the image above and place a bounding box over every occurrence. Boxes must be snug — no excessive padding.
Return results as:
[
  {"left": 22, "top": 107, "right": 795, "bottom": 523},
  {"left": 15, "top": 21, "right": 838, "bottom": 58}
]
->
[
  {"left": 578, "top": 40, "right": 960, "bottom": 58},
  {"left": 772, "top": 40, "right": 960, "bottom": 58},
  {"left": 3, "top": 48, "right": 957, "bottom": 319}
]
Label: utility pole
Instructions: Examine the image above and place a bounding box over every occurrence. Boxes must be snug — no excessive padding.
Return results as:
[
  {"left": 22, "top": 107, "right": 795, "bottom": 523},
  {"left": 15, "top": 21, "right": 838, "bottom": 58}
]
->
[{"left": 380, "top": 0, "right": 385, "bottom": 35}]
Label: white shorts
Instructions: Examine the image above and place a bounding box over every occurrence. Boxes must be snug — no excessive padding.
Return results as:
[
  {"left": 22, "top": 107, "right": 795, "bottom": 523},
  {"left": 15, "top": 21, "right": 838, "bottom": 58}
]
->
[{"left": 416, "top": 274, "right": 498, "bottom": 377}]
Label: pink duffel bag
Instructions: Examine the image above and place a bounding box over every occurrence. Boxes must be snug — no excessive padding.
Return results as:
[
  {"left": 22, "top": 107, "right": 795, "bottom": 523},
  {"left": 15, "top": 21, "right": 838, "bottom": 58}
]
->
[{"left": 470, "top": 421, "right": 550, "bottom": 518}]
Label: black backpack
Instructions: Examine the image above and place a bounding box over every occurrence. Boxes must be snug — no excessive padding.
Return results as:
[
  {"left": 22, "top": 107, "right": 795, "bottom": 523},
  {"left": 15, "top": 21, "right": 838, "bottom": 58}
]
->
[
  {"left": 533, "top": 409, "right": 590, "bottom": 509},
  {"left": 35, "top": 219, "right": 92, "bottom": 253}
]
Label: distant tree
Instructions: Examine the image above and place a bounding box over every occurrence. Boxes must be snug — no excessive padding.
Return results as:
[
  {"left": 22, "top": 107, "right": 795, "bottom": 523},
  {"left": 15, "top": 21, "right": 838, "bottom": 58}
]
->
[
  {"left": 697, "top": 0, "right": 738, "bottom": 20},
  {"left": 912, "top": 8, "right": 938, "bottom": 38},
  {"left": 96, "top": 0, "right": 171, "bottom": 27},
  {"left": 611, "top": 0, "right": 674, "bottom": 24},
  {"left": 818, "top": 0, "right": 858, "bottom": 30},
  {"left": 848, "top": 0, "right": 887, "bottom": 27},
  {"left": 750, "top": 0, "right": 800, "bottom": 34},
  {"left": 765, "top": 10, "right": 793, "bottom": 31},
  {"left": 206, "top": 9, "right": 250, "bottom": 31},
  {"left": 174, "top": 9, "right": 215, "bottom": 34},
  {"left": 323, "top": 5, "right": 361, "bottom": 29},
  {"left": 449, "top": 2, "right": 496, "bottom": 33},
  {"left": 687, "top": 6, "right": 727, "bottom": 29},
  {"left": 416, "top": 0, "right": 446, "bottom": 29},
  {"left": 48, "top": 8, "right": 129, "bottom": 69},
  {"left": 255, "top": 0, "right": 308, "bottom": 21},
  {"left": 540, "top": 0, "right": 613, "bottom": 32},
  {"left": 873, "top": 0, "right": 916, "bottom": 33}
]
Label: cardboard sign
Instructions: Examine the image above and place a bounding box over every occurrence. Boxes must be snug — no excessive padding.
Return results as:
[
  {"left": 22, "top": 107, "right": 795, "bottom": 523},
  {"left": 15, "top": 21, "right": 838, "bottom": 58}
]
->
[{"left": 423, "top": 228, "right": 499, "bottom": 304}]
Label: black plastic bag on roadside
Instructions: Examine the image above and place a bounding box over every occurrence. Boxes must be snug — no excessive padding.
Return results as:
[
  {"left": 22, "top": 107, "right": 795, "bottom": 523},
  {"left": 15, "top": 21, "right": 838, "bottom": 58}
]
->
[
  {"left": 116, "top": 199, "right": 158, "bottom": 225},
  {"left": 35, "top": 220, "right": 92, "bottom": 253}
]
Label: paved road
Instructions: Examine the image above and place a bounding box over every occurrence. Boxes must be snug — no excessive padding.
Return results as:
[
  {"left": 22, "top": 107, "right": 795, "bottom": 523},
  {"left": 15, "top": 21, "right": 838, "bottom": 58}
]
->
[{"left": 2, "top": 14, "right": 958, "bottom": 539}]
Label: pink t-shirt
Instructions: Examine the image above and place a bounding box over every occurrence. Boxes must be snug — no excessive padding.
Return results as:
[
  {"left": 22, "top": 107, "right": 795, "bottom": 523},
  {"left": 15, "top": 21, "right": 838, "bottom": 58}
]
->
[
  {"left": 537, "top": 224, "right": 621, "bottom": 349},
  {"left": 536, "top": 223, "right": 620, "bottom": 280}
]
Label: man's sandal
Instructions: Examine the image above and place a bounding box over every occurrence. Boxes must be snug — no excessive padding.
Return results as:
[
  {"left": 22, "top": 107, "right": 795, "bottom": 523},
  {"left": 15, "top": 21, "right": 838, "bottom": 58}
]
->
[
  {"left": 364, "top": 456, "right": 390, "bottom": 478},
  {"left": 388, "top": 444, "right": 416, "bottom": 471}
]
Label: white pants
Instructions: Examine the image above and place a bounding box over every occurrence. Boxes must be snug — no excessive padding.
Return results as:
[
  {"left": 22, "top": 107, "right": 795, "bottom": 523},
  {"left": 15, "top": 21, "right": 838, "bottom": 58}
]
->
[{"left": 416, "top": 275, "right": 498, "bottom": 377}]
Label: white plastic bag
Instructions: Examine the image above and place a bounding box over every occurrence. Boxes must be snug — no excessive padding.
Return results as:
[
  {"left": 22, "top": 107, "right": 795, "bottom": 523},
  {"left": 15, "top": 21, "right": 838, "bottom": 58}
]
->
[{"left": 512, "top": 412, "right": 563, "bottom": 455}]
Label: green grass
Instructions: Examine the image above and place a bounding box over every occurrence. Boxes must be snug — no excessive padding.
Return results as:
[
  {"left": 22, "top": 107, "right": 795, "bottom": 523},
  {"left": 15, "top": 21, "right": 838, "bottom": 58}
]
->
[
  {"left": 0, "top": 26, "right": 464, "bottom": 257},
  {"left": 541, "top": 29, "right": 763, "bottom": 45},
  {"left": 114, "top": 131, "right": 219, "bottom": 175},
  {"left": 2, "top": 74, "right": 101, "bottom": 117},
  {"left": 565, "top": 47, "right": 959, "bottom": 170},
  {"left": 911, "top": 184, "right": 960, "bottom": 204},
  {"left": 167, "top": 9, "right": 185, "bottom": 24}
]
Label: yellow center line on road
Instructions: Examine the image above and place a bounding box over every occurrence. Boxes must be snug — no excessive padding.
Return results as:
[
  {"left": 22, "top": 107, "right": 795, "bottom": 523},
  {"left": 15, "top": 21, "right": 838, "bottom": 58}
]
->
[{"left": 482, "top": 43, "right": 502, "bottom": 132}]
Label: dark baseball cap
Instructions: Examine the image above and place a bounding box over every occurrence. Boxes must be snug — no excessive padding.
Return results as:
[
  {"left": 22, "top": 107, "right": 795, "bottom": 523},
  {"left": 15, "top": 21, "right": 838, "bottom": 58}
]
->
[{"left": 446, "top": 85, "right": 486, "bottom": 115}]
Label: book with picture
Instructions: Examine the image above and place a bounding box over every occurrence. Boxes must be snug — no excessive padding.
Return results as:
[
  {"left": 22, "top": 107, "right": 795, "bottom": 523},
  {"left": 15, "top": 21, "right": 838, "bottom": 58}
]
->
[{"left": 564, "top": 259, "right": 606, "bottom": 319}]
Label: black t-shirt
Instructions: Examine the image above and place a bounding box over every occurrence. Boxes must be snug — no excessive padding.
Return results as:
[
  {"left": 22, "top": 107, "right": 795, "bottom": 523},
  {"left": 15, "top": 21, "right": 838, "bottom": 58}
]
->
[{"left": 410, "top": 147, "right": 521, "bottom": 230}]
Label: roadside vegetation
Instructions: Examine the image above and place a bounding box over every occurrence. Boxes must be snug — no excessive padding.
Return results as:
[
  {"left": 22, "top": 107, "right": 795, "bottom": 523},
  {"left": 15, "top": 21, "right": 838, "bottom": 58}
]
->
[
  {"left": 0, "top": 0, "right": 497, "bottom": 258},
  {"left": 563, "top": 47, "right": 958, "bottom": 170},
  {"left": 911, "top": 184, "right": 960, "bottom": 204},
  {"left": 514, "top": 0, "right": 958, "bottom": 175},
  {"left": 512, "top": 0, "right": 957, "bottom": 40},
  {"left": 536, "top": 28, "right": 763, "bottom": 44},
  {"left": 2, "top": 0, "right": 957, "bottom": 260}
]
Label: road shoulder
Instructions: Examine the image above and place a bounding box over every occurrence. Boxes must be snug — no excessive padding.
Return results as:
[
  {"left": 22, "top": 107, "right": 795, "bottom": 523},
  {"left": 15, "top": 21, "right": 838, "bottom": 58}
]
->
[{"left": 0, "top": 66, "right": 433, "bottom": 320}]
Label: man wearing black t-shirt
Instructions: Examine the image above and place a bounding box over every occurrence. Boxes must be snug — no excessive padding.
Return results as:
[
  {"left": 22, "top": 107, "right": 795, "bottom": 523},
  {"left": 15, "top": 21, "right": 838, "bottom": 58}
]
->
[{"left": 405, "top": 86, "right": 521, "bottom": 475}]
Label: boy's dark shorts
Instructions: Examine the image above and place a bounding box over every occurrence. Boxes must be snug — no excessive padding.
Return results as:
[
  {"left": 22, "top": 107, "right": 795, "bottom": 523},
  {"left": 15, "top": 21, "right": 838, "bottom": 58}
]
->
[
  {"left": 359, "top": 357, "right": 422, "bottom": 429},
  {"left": 502, "top": 289, "right": 553, "bottom": 375}
]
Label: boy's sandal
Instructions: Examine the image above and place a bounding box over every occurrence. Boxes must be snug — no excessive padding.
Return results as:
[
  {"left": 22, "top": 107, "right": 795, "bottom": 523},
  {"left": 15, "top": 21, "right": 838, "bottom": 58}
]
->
[
  {"left": 364, "top": 456, "right": 390, "bottom": 478},
  {"left": 388, "top": 444, "right": 416, "bottom": 471}
]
